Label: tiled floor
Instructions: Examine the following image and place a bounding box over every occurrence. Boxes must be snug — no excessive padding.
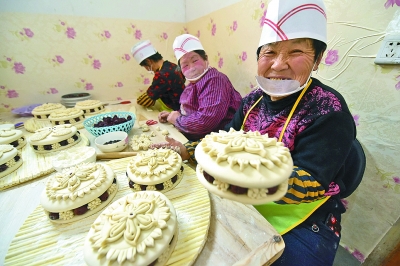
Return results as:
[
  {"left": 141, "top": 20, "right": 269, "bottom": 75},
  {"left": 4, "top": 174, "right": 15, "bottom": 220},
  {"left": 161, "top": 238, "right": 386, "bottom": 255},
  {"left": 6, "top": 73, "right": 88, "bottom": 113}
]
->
[{"left": 333, "top": 245, "right": 362, "bottom": 266}]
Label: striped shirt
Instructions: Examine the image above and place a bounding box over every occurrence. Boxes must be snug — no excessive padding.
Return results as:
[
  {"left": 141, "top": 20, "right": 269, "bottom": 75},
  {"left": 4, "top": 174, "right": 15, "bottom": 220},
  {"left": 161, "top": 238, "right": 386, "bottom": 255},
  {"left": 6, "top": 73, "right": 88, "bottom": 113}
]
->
[{"left": 175, "top": 67, "right": 242, "bottom": 141}]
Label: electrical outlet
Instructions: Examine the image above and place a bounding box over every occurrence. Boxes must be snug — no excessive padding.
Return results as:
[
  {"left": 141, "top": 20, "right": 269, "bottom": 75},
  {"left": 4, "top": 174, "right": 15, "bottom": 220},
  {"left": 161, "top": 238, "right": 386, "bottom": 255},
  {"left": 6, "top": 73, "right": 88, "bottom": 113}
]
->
[{"left": 375, "top": 34, "right": 400, "bottom": 64}]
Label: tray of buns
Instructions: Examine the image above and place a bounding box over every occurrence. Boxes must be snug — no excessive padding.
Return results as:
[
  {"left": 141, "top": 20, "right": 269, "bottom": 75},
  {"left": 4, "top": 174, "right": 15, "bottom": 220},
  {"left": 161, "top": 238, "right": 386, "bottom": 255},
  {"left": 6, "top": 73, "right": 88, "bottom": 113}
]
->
[
  {"left": 5, "top": 160, "right": 211, "bottom": 266},
  {"left": 0, "top": 133, "right": 89, "bottom": 191}
]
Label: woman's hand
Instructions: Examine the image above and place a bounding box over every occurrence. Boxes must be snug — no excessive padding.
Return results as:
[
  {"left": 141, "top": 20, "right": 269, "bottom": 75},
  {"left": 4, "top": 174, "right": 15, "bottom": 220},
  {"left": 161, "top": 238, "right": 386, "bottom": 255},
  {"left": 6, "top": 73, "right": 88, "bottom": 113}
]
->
[
  {"left": 167, "top": 111, "right": 180, "bottom": 124},
  {"left": 150, "top": 136, "right": 190, "bottom": 161},
  {"left": 158, "top": 111, "right": 170, "bottom": 123}
]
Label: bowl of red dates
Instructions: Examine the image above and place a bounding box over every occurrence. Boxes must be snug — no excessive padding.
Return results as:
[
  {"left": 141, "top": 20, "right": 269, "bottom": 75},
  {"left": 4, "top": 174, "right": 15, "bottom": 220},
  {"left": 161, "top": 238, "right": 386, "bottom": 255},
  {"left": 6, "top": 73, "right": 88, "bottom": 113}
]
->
[
  {"left": 94, "top": 131, "right": 129, "bottom": 152},
  {"left": 83, "top": 111, "right": 135, "bottom": 137}
]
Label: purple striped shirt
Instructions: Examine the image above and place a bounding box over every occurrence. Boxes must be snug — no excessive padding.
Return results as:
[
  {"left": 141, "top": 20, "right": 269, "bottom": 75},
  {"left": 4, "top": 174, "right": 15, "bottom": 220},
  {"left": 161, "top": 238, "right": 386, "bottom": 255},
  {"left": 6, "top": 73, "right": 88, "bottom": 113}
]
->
[{"left": 175, "top": 67, "right": 242, "bottom": 140}]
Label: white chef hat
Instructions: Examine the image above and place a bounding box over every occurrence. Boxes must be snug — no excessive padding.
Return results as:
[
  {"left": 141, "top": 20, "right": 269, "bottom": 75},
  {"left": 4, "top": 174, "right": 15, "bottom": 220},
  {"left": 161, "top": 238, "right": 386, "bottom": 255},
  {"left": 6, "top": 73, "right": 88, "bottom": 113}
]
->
[
  {"left": 173, "top": 34, "right": 205, "bottom": 61},
  {"left": 259, "top": 0, "right": 327, "bottom": 48},
  {"left": 131, "top": 40, "right": 157, "bottom": 64}
]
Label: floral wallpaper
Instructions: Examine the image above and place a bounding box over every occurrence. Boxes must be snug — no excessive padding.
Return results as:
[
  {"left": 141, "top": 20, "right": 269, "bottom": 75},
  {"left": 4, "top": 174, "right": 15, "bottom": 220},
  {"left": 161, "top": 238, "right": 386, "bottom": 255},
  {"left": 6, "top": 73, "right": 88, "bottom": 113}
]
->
[
  {"left": 0, "top": 13, "right": 185, "bottom": 111},
  {"left": 1, "top": 0, "right": 400, "bottom": 263}
]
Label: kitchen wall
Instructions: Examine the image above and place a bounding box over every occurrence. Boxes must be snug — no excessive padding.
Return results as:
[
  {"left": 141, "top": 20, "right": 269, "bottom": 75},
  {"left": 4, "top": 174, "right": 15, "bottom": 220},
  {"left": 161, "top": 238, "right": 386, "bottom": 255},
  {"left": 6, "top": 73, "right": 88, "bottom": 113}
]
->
[
  {"left": 0, "top": 0, "right": 186, "bottom": 110},
  {"left": 1, "top": 0, "right": 400, "bottom": 263}
]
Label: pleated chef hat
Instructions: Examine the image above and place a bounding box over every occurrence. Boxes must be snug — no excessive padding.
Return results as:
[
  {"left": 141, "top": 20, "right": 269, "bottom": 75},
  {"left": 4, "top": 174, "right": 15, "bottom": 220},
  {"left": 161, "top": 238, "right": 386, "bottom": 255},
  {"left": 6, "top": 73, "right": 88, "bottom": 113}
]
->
[
  {"left": 173, "top": 34, "right": 205, "bottom": 61},
  {"left": 259, "top": 0, "right": 327, "bottom": 48},
  {"left": 131, "top": 40, "right": 157, "bottom": 64}
]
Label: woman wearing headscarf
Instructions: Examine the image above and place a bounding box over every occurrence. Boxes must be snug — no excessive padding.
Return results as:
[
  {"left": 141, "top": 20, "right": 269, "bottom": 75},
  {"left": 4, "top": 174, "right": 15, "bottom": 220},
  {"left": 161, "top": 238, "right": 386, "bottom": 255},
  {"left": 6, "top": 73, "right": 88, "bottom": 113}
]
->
[
  {"left": 225, "top": 0, "right": 356, "bottom": 265},
  {"left": 157, "top": 34, "right": 242, "bottom": 162},
  {"left": 131, "top": 40, "right": 185, "bottom": 111}
]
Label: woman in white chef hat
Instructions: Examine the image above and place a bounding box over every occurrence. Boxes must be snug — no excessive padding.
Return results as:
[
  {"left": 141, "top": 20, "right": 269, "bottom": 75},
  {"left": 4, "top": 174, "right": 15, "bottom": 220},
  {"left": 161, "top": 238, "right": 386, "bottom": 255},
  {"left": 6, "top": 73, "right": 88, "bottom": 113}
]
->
[
  {"left": 155, "top": 34, "right": 242, "bottom": 163},
  {"left": 225, "top": 0, "right": 356, "bottom": 265},
  {"left": 131, "top": 40, "right": 185, "bottom": 111}
]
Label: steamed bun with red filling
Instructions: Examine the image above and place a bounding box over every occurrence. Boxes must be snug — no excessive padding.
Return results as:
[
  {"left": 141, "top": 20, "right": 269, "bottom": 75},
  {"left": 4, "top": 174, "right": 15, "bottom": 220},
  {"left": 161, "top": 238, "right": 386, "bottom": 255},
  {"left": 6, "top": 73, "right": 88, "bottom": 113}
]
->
[{"left": 195, "top": 128, "right": 292, "bottom": 205}]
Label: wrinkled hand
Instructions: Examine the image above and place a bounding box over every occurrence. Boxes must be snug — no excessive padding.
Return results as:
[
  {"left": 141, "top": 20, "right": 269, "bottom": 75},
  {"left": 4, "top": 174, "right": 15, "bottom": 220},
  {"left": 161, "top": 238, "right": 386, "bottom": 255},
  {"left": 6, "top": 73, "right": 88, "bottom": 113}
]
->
[
  {"left": 149, "top": 136, "right": 190, "bottom": 161},
  {"left": 158, "top": 111, "right": 170, "bottom": 123},
  {"left": 167, "top": 111, "right": 180, "bottom": 124}
]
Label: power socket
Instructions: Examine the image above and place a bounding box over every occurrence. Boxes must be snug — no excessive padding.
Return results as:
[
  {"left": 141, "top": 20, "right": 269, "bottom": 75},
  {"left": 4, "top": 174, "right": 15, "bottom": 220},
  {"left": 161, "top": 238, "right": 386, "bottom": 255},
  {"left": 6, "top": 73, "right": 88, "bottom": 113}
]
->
[{"left": 374, "top": 34, "right": 400, "bottom": 64}]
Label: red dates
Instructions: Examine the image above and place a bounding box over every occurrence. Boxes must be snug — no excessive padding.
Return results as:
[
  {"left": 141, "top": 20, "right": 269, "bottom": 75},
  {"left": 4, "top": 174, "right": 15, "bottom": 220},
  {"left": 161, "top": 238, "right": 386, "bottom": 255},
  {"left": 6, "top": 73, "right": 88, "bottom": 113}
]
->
[{"left": 94, "top": 115, "right": 132, "bottom": 127}]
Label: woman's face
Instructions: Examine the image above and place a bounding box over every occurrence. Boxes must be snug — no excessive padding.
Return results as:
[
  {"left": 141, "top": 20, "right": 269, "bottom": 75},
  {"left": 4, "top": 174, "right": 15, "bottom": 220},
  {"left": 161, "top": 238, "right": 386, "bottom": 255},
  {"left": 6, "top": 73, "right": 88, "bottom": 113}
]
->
[
  {"left": 180, "top": 51, "right": 208, "bottom": 80},
  {"left": 257, "top": 38, "right": 320, "bottom": 87}
]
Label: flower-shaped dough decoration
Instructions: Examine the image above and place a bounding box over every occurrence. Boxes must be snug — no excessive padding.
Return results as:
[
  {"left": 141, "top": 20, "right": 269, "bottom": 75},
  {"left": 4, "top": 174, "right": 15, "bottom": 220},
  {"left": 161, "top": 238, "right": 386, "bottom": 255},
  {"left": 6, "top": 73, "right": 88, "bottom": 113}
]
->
[
  {"left": 31, "top": 125, "right": 73, "bottom": 141},
  {"left": 134, "top": 149, "right": 174, "bottom": 176},
  {"left": 52, "top": 163, "right": 97, "bottom": 192},
  {"left": 89, "top": 195, "right": 171, "bottom": 264},
  {"left": 204, "top": 129, "right": 290, "bottom": 171}
]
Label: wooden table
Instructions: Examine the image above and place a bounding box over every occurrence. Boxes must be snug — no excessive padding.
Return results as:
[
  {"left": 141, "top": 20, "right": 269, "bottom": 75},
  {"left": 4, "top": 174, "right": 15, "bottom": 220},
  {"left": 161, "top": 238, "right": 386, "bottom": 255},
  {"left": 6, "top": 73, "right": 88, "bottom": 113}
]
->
[{"left": 0, "top": 100, "right": 284, "bottom": 265}]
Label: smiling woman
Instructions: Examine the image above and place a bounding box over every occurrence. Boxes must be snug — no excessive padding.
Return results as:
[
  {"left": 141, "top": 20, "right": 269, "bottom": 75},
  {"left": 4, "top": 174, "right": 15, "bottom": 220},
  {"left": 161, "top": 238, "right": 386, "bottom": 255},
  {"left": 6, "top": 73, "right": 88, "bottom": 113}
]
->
[
  {"left": 224, "top": 0, "right": 357, "bottom": 265},
  {"left": 255, "top": 38, "right": 325, "bottom": 100}
]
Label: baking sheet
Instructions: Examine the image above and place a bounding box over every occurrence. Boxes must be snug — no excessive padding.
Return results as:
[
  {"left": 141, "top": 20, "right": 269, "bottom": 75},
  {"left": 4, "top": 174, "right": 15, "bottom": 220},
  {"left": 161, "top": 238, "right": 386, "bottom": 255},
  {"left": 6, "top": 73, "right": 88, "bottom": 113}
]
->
[{"left": 5, "top": 161, "right": 211, "bottom": 266}]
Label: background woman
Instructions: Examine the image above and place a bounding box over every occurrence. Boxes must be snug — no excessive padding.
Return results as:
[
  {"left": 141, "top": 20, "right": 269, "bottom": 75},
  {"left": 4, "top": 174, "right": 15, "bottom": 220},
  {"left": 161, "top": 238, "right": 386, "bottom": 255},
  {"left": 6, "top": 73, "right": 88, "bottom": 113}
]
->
[
  {"left": 157, "top": 34, "right": 242, "bottom": 162},
  {"left": 131, "top": 40, "right": 185, "bottom": 111}
]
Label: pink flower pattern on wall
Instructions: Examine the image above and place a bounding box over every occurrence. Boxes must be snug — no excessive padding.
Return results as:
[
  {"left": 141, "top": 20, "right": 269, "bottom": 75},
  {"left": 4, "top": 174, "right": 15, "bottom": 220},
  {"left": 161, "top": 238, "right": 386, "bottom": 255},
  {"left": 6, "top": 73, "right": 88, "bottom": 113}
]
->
[
  {"left": 0, "top": 85, "right": 18, "bottom": 99},
  {"left": 341, "top": 199, "right": 349, "bottom": 210},
  {"left": 13, "top": 62, "right": 25, "bottom": 74},
  {"left": 22, "top": 28, "right": 34, "bottom": 37},
  {"left": 395, "top": 75, "right": 400, "bottom": 90},
  {"left": 109, "top": 81, "right": 124, "bottom": 88},
  {"left": 252, "top": 2, "right": 267, "bottom": 27},
  {"left": 47, "top": 88, "right": 59, "bottom": 94},
  {"left": 136, "top": 74, "right": 151, "bottom": 87},
  {"left": 385, "top": 0, "right": 400, "bottom": 8},
  {"left": 227, "top": 21, "right": 238, "bottom": 35},
  {"left": 236, "top": 51, "right": 248, "bottom": 64},
  {"left": 0, "top": 56, "right": 25, "bottom": 74},
  {"left": 325, "top": 50, "right": 339, "bottom": 65},
  {"left": 158, "top": 32, "right": 168, "bottom": 41},
  {"left": 92, "top": 60, "right": 101, "bottom": 69},
  {"left": 83, "top": 55, "right": 101, "bottom": 70},
  {"left": 353, "top": 114, "right": 360, "bottom": 126},
  {"left": 0, "top": 103, "right": 11, "bottom": 111},
  {"left": 182, "top": 27, "right": 189, "bottom": 34},
  {"left": 11, "top": 28, "right": 34, "bottom": 41},
  {"left": 75, "top": 78, "right": 94, "bottom": 91},
  {"left": 103, "top": 30, "right": 111, "bottom": 38},
  {"left": 127, "top": 24, "right": 142, "bottom": 40},
  {"left": 47, "top": 55, "right": 64, "bottom": 66},
  {"left": 66, "top": 27, "right": 76, "bottom": 39},
  {"left": 376, "top": 167, "right": 400, "bottom": 192},
  {"left": 196, "top": 30, "right": 201, "bottom": 38},
  {"left": 214, "top": 52, "right": 224, "bottom": 68},
  {"left": 118, "top": 54, "right": 131, "bottom": 63},
  {"left": 345, "top": 247, "right": 365, "bottom": 263},
  {"left": 244, "top": 82, "right": 257, "bottom": 94},
  {"left": 98, "top": 30, "right": 111, "bottom": 41},
  {"left": 135, "top": 29, "right": 142, "bottom": 39},
  {"left": 85, "top": 83, "right": 94, "bottom": 90},
  {"left": 208, "top": 19, "right": 217, "bottom": 36},
  {"left": 54, "top": 21, "right": 76, "bottom": 39},
  {"left": 7, "top": 90, "right": 19, "bottom": 98}
]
